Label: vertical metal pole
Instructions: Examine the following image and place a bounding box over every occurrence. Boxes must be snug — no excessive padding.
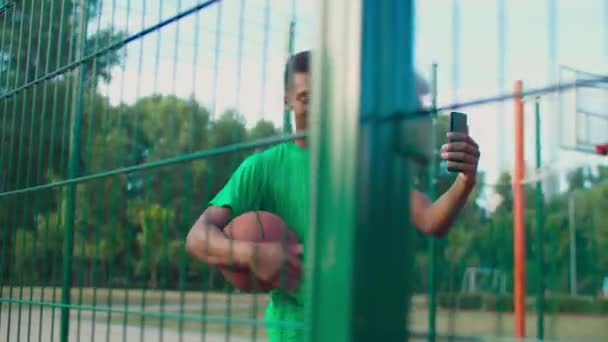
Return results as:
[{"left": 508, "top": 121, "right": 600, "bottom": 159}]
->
[
  {"left": 535, "top": 97, "right": 545, "bottom": 340},
  {"left": 569, "top": 194, "right": 577, "bottom": 295},
  {"left": 493, "top": 219, "right": 503, "bottom": 311},
  {"left": 60, "top": 1, "right": 88, "bottom": 341},
  {"left": 427, "top": 62, "right": 438, "bottom": 342},
  {"left": 513, "top": 80, "right": 526, "bottom": 338},
  {"left": 308, "top": 1, "right": 363, "bottom": 339},
  {"left": 496, "top": 0, "right": 507, "bottom": 170},
  {"left": 451, "top": 0, "right": 460, "bottom": 104},
  {"left": 604, "top": 0, "right": 608, "bottom": 59},
  {"left": 308, "top": 0, "right": 416, "bottom": 341},
  {"left": 283, "top": 15, "right": 295, "bottom": 134},
  {"left": 546, "top": 0, "right": 559, "bottom": 181}
]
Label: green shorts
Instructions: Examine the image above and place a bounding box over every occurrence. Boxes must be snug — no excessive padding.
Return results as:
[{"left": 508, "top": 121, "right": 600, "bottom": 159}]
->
[{"left": 264, "top": 294, "right": 305, "bottom": 342}]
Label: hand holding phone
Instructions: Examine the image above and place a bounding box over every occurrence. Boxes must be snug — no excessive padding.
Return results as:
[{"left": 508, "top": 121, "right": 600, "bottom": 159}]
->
[{"left": 447, "top": 111, "right": 468, "bottom": 173}]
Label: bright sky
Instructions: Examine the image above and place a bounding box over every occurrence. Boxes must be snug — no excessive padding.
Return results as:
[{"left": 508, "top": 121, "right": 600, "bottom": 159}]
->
[{"left": 97, "top": 0, "right": 607, "bottom": 197}]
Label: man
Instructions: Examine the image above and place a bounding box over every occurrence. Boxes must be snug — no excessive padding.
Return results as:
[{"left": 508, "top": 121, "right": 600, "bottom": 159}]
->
[{"left": 186, "top": 50, "right": 480, "bottom": 341}]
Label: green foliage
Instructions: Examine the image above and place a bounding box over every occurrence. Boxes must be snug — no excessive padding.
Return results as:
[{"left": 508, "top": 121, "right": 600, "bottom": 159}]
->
[
  {"left": 3, "top": 86, "right": 281, "bottom": 291},
  {"left": 4, "top": 78, "right": 607, "bottom": 299},
  {"left": 545, "top": 294, "right": 608, "bottom": 315},
  {"left": 207, "top": 110, "right": 250, "bottom": 197},
  {"left": 213, "top": 110, "right": 247, "bottom": 142},
  {"left": 437, "top": 292, "right": 484, "bottom": 310},
  {"left": 423, "top": 166, "right": 608, "bottom": 298},
  {"left": 0, "top": 1, "right": 125, "bottom": 87},
  {"left": 0, "top": 0, "right": 126, "bottom": 273},
  {"left": 445, "top": 229, "right": 473, "bottom": 265},
  {"left": 437, "top": 292, "right": 608, "bottom": 315},
  {"left": 126, "top": 95, "right": 211, "bottom": 160},
  {"left": 1, "top": 2, "right": 606, "bottom": 300},
  {"left": 13, "top": 228, "right": 35, "bottom": 276},
  {"left": 409, "top": 112, "right": 608, "bottom": 304},
  {"left": 131, "top": 202, "right": 175, "bottom": 287},
  {"left": 248, "top": 119, "right": 279, "bottom": 142},
  {"left": 485, "top": 293, "right": 515, "bottom": 311},
  {"left": 1, "top": 81, "right": 73, "bottom": 190}
]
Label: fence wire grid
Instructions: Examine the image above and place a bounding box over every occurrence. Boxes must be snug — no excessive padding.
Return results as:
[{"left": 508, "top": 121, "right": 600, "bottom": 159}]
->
[{"left": 1, "top": 1, "right": 607, "bottom": 342}]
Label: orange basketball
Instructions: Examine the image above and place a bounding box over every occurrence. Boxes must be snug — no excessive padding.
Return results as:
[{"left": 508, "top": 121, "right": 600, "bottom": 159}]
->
[{"left": 219, "top": 211, "right": 300, "bottom": 292}]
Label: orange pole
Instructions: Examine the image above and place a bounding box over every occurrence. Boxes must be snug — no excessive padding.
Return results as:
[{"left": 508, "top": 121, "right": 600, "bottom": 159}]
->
[{"left": 513, "top": 80, "right": 526, "bottom": 338}]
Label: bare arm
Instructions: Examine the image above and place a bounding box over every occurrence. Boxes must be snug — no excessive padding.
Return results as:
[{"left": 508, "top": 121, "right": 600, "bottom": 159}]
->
[
  {"left": 409, "top": 131, "right": 480, "bottom": 237},
  {"left": 410, "top": 175, "right": 475, "bottom": 238},
  {"left": 186, "top": 206, "right": 303, "bottom": 286},
  {"left": 185, "top": 205, "right": 254, "bottom": 266}
]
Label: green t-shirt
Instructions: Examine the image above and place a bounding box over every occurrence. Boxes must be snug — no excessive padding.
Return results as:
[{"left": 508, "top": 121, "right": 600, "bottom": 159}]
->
[{"left": 210, "top": 141, "right": 309, "bottom": 342}]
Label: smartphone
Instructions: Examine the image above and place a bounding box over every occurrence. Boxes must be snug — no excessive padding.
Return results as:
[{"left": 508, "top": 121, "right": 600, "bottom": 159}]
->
[{"left": 447, "top": 111, "right": 468, "bottom": 173}]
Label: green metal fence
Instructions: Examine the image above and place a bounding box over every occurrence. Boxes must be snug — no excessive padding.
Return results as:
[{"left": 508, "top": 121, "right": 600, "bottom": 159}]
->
[
  {"left": 0, "top": 1, "right": 422, "bottom": 341},
  {"left": 414, "top": 166, "right": 608, "bottom": 341},
  {"left": 3, "top": 1, "right": 607, "bottom": 342},
  {"left": 409, "top": 69, "right": 608, "bottom": 340}
]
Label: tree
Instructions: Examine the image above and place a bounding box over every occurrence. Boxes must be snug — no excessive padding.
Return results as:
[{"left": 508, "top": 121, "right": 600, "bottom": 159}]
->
[
  {"left": 51, "top": 94, "right": 276, "bottom": 289},
  {"left": 248, "top": 119, "right": 279, "bottom": 141},
  {"left": 0, "top": 0, "right": 125, "bottom": 189},
  {"left": 0, "top": 1, "right": 125, "bottom": 88},
  {"left": 114, "top": 94, "right": 212, "bottom": 211},
  {"left": 131, "top": 202, "right": 175, "bottom": 288},
  {"left": 494, "top": 172, "right": 513, "bottom": 213},
  {"left": 13, "top": 229, "right": 35, "bottom": 280},
  {"left": 445, "top": 228, "right": 474, "bottom": 291},
  {"left": 566, "top": 166, "right": 591, "bottom": 192},
  {"left": 0, "top": 1, "right": 125, "bottom": 282},
  {"left": 594, "top": 165, "right": 608, "bottom": 183},
  {"left": 207, "top": 109, "right": 249, "bottom": 196}
]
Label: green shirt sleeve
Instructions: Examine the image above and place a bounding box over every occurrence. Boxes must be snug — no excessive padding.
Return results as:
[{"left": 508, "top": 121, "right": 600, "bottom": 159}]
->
[{"left": 209, "top": 153, "right": 266, "bottom": 218}]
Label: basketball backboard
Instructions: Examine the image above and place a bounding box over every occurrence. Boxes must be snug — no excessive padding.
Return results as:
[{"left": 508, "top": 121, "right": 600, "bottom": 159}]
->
[{"left": 558, "top": 65, "right": 608, "bottom": 156}]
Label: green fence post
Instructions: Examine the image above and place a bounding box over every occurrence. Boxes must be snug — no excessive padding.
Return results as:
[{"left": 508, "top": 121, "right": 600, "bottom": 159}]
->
[
  {"left": 60, "top": 2, "right": 89, "bottom": 341},
  {"left": 427, "top": 62, "right": 438, "bottom": 342},
  {"left": 495, "top": 215, "right": 505, "bottom": 329},
  {"left": 308, "top": 1, "right": 417, "bottom": 341},
  {"left": 535, "top": 97, "right": 545, "bottom": 340},
  {"left": 283, "top": 11, "right": 295, "bottom": 134}
]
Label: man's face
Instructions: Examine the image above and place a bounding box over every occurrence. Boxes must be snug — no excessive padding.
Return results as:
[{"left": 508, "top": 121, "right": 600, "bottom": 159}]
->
[
  {"left": 284, "top": 71, "right": 425, "bottom": 128},
  {"left": 285, "top": 72, "right": 310, "bottom": 123}
]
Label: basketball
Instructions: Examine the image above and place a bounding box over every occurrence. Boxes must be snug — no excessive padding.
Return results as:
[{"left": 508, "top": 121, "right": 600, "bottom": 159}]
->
[{"left": 219, "top": 211, "right": 300, "bottom": 292}]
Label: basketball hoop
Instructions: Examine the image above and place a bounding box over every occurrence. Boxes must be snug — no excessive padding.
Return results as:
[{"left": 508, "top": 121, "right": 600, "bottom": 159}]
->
[
  {"left": 596, "top": 143, "right": 608, "bottom": 156},
  {"left": 557, "top": 65, "right": 608, "bottom": 157}
]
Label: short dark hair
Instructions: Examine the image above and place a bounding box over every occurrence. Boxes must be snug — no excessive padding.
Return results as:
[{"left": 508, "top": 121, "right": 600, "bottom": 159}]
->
[
  {"left": 284, "top": 50, "right": 310, "bottom": 91},
  {"left": 283, "top": 50, "right": 430, "bottom": 98}
]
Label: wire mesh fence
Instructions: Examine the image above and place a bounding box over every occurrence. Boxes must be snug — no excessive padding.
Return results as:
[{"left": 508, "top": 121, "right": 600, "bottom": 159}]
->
[
  {"left": 410, "top": 163, "right": 608, "bottom": 341},
  {"left": 1, "top": 1, "right": 608, "bottom": 342},
  {"left": 0, "top": 1, "right": 313, "bottom": 341}
]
